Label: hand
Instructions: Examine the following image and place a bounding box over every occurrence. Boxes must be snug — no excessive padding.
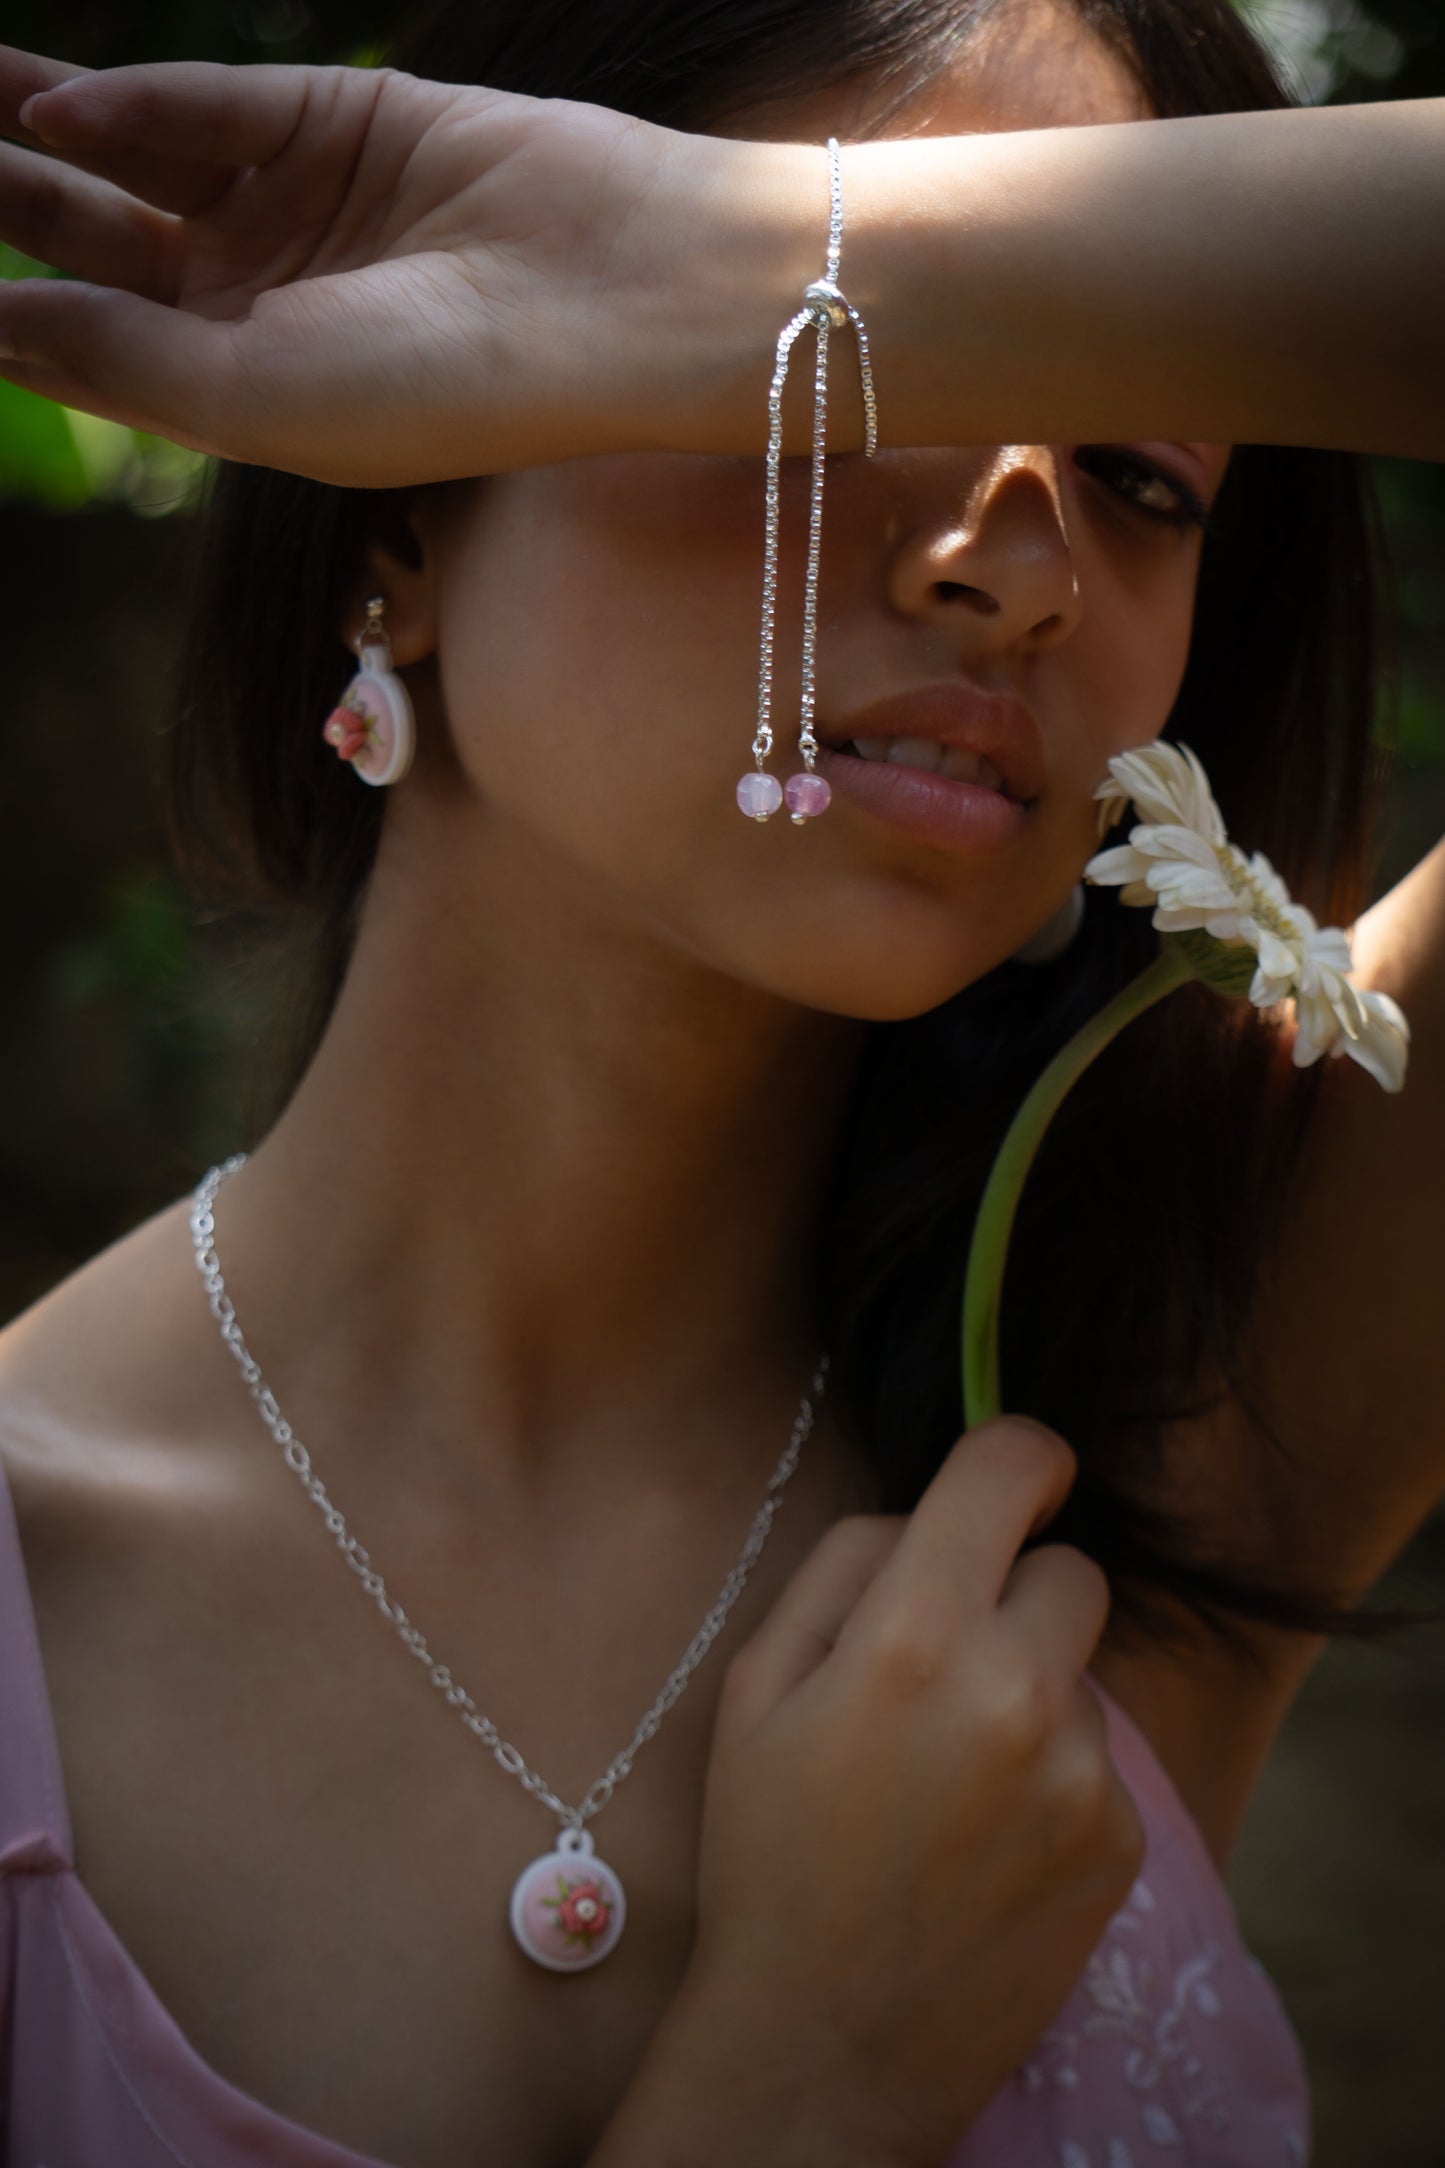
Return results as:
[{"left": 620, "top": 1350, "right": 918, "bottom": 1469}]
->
[
  {"left": 0, "top": 45, "right": 823, "bottom": 484},
  {"left": 672, "top": 1416, "right": 1144, "bottom": 2167}
]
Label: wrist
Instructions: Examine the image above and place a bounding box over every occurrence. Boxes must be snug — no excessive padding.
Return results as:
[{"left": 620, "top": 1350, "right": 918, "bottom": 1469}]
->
[{"left": 616, "top": 132, "right": 870, "bottom": 461}]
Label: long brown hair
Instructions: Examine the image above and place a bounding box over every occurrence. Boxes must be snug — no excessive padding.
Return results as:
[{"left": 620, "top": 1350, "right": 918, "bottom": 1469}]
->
[{"left": 169, "top": 0, "right": 1411, "bottom": 1654}]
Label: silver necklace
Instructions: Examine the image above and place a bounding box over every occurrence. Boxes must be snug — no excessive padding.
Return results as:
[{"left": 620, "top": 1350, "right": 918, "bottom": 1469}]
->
[{"left": 188, "top": 1155, "right": 828, "bottom": 1973}]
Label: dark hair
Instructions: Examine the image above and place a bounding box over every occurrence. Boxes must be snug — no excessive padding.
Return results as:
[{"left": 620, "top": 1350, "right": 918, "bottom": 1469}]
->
[{"left": 169, "top": 0, "right": 1414, "bottom": 1657}]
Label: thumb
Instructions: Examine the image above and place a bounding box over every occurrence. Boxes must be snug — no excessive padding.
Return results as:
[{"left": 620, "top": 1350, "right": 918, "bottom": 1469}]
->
[
  {"left": 0, "top": 266, "right": 511, "bottom": 485},
  {"left": 0, "top": 276, "right": 259, "bottom": 459}
]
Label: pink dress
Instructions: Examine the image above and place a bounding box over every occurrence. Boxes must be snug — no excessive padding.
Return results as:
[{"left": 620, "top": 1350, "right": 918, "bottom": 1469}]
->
[{"left": 0, "top": 1450, "right": 1311, "bottom": 2166}]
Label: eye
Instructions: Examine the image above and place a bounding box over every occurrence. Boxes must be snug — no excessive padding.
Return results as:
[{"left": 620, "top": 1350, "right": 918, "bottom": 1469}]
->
[{"left": 1073, "top": 446, "right": 1214, "bottom": 533}]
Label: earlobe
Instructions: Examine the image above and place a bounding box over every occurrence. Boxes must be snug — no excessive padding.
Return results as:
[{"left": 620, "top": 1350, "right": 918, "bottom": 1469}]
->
[{"left": 347, "top": 498, "right": 441, "bottom": 668}]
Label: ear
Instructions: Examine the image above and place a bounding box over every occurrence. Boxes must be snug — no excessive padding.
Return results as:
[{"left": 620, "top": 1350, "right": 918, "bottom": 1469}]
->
[{"left": 341, "top": 489, "right": 442, "bottom": 668}]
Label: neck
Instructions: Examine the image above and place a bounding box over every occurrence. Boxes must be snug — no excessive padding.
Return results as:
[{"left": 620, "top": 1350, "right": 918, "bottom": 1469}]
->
[{"left": 216, "top": 811, "right": 866, "bottom": 1504}]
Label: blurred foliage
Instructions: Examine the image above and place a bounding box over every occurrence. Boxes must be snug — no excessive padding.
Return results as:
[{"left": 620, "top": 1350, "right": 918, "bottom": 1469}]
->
[
  {"left": 51, "top": 862, "right": 201, "bottom": 1007},
  {"left": 1, "top": 2, "right": 395, "bottom": 68},
  {"left": 1236, "top": 0, "right": 1442, "bottom": 102},
  {"left": 1376, "top": 456, "right": 1445, "bottom": 760}
]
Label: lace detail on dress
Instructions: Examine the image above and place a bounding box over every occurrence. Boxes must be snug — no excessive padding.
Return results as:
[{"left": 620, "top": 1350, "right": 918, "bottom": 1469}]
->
[{"left": 1015, "top": 1877, "right": 1308, "bottom": 2163}]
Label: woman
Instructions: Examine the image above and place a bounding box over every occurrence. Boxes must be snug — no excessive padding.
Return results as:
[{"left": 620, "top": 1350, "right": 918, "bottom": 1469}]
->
[{"left": 0, "top": 0, "right": 1441, "bottom": 2162}]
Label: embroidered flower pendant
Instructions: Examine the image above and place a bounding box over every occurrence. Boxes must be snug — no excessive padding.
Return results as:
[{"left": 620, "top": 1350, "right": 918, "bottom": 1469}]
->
[
  {"left": 320, "top": 634, "right": 415, "bottom": 787},
  {"left": 508, "top": 1825, "right": 627, "bottom": 1971}
]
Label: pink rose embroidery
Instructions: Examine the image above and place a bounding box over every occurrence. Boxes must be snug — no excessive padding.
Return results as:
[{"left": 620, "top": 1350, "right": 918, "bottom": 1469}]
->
[
  {"left": 542, "top": 1875, "right": 612, "bottom": 1944},
  {"left": 321, "top": 695, "right": 375, "bottom": 763}
]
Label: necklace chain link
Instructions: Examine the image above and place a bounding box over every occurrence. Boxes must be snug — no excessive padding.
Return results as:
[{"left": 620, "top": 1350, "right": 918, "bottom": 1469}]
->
[{"left": 188, "top": 1156, "right": 828, "bottom": 1834}]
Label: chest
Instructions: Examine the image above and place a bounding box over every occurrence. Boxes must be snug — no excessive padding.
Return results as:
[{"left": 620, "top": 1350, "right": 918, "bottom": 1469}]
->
[{"left": 34, "top": 1520, "right": 743, "bottom": 2168}]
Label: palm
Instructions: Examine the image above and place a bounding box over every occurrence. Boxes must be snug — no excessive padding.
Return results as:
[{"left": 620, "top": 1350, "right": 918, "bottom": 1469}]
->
[
  {"left": 165, "top": 76, "right": 449, "bottom": 318},
  {"left": 151, "top": 77, "right": 547, "bottom": 314},
  {"left": 0, "top": 46, "right": 676, "bottom": 480}
]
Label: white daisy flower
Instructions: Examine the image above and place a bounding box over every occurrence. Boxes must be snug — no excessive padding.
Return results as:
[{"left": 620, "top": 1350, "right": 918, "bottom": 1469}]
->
[
  {"left": 1084, "top": 739, "right": 1410, "bottom": 1092},
  {"left": 1092, "top": 738, "right": 1225, "bottom": 845}
]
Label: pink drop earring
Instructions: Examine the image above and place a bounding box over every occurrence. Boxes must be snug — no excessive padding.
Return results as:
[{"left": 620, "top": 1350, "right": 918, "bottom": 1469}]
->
[
  {"left": 737, "top": 136, "right": 878, "bottom": 826},
  {"left": 322, "top": 595, "right": 416, "bottom": 787}
]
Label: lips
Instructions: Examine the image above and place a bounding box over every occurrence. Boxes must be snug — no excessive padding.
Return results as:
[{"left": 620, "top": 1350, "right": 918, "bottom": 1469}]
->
[
  {"left": 812, "top": 746, "right": 1029, "bottom": 854},
  {"left": 820, "top": 683, "right": 1045, "bottom": 805},
  {"left": 849, "top": 736, "right": 1008, "bottom": 791}
]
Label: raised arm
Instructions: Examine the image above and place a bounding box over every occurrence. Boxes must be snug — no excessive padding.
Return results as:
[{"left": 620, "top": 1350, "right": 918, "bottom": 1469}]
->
[
  {"left": 843, "top": 98, "right": 1445, "bottom": 464},
  {"left": 1, "top": 45, "right": 1443, "bottom": 481}
]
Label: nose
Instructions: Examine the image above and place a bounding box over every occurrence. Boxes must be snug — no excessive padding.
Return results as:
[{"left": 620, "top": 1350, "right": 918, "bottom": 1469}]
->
[{"left": 883, "top": 447, "right": 1083, "bottom": 653}]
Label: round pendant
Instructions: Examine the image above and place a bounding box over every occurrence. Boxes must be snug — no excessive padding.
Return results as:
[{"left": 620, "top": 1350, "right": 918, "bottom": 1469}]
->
[
  {"left": 508, "top": 1825, "right": 627, "bottom": 1971},
  {"left": 322, "top": 657, "right": 415, "bottom": 788}
]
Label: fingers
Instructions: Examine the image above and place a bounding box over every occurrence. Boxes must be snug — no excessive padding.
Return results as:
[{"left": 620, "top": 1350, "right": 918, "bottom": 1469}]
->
[
  {"left": 853, "top": 1417, "right": 1081, "bottom": 1627},
  {"left": 1, "top": 50, "right": 313, "bottom": 219},
  {"left": 0, "top": 277, "right": 250, "bottom": 454},
  {"left": 0, "top": 44, "right": 93, "bottom": 143},
  {"left": 724, "top": 1422, "right": 1094, "bottom": 1729},
  {"left": 0, "top": 140, "right": 180, "bottom": 301},
  {"left": 999, "top": 1539, "right": 1113, "bottom": 1675},
  {"left": 0, "top": 350, "right": 103, "bottom": 415},
  {"left": 0, "top": 46, "right": 195, "bottom": 216},
  {"left": 0, "top": 261, "right": 506, "bottom": 486},
  {"left": 721, "top": 1513, "right": 908, "bottom": 1720},
  {"left": 14, "top": 139, "right": 236, "bottom": 225},
  {"left": 20, "top": 59, "right": 325, "bottom": 172}
]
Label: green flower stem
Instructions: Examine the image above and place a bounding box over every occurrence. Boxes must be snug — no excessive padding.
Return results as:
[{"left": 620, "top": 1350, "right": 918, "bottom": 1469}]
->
[{"left": 961, "top": 939, "right": 1195, "bottom": 1428}]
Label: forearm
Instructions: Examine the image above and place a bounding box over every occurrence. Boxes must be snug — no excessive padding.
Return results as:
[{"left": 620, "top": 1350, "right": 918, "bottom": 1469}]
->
[{"left": 686, "top": 100, "right": 1445, "bottom": 464}]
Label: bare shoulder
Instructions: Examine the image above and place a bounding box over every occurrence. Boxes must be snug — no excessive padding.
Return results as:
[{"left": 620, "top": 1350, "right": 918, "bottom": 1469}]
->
[
  {"left": 0, "top": 1191, "right": 319, "bottom": 1921},
  {"left": 0, "top": 1189, "right": 224, "bottom": 1568}
]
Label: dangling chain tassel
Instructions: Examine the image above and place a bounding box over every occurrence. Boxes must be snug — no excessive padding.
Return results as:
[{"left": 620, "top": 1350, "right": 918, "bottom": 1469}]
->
[{"left": 737, "top": 135, "right": 879, "bottom": 825}]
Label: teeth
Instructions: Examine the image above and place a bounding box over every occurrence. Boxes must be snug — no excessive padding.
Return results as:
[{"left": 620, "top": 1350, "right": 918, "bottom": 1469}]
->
[
  {"left": 885, "top": 736, "right": 944, "bottom": 774},
  {"left": 938, "top": 746, "right": 983, "bottom": 785},
  {"left": 936, "top": 748, "right": 1008, "bottom": 793},
  {"left": 848, "top": 735, "right": 1011, "bottom": 793}
]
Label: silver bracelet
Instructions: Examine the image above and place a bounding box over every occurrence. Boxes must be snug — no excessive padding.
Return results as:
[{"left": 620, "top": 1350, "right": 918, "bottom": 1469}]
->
[{"left": 736, "top": 134, "right": 879, "bottom": 826}]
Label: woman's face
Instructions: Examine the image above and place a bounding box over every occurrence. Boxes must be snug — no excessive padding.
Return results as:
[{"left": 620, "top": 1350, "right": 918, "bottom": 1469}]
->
[{"left": 392, "top": 0, "right": 1232, "bottom": 1022}]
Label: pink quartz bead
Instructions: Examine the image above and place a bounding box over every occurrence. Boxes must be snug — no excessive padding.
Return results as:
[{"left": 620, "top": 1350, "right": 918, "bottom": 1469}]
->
[
  {"left": 737, "top": 771, "right": 784, "bottom": 820},
  {"left": 784, "top": 771, "right": 832, "bottom": 822}
]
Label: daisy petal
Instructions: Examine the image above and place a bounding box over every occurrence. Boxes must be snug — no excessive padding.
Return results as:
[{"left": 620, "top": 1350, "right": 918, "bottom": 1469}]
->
[
  {"left": 1342, "top": 989, "right": 1411, "bottom": 1092},
  {"left": 1083, "top": 845, "right": 1151, "bottom": 886},
  {"left": 1253, "top": 926, "right": 1300, "bottom": 983},
  {"left": 1081, "top": 735, "right": 1409, "bottom": 1092},
  {"left": 1291, "top": 992, "right": 1340, "bottom": 1067}
]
